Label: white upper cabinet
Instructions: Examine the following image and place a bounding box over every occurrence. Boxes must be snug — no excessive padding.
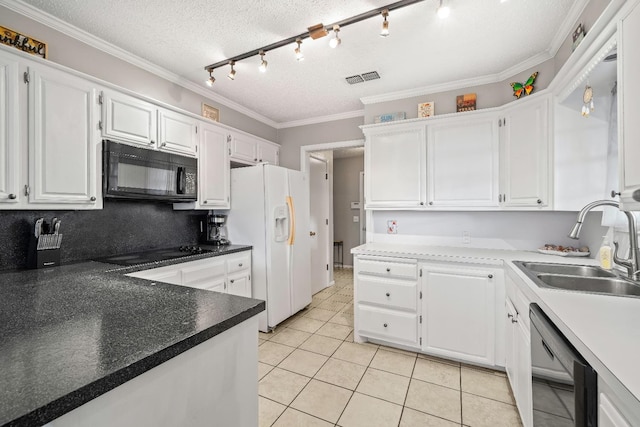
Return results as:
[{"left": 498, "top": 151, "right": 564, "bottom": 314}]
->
[
  {"left": 100, "top": 89, "right": 157, "bottom": 148},
  {"left": 619, "top": 0, "right": 640, "bottom": 210},
  {"left": 0, "top": 50, "right": 20, "bottom": 205},
  {"left": 199, "top": 122, "right": 230, "bottom": 208},
  {"left": 427, "top": 115, "right": 499, "bottom": 208},
  {"left": 157, "top": 108, "right": 198, "bottom": 156},
  {"left": 28, "top": 64, "right": 100, "bottom": 206},
  {"left": 229, "top": 131, "right": 279, "bottom": 166},
  {"left": 364, "top": 124, "right": 426, "bottom": 208},
  {"left": 500, "top": 94, "right": 551, "bottom": 208}
]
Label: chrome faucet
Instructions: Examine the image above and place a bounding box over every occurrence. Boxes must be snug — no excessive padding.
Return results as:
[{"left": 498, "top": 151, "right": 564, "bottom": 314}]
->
[{"left": 568, "top": 200, "right": 640, "bottom": 281}]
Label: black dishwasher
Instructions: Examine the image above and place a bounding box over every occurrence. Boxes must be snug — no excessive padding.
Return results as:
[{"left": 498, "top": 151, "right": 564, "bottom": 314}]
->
[{"left": 530, "top": 304, "right": 598, "bottom": 427}]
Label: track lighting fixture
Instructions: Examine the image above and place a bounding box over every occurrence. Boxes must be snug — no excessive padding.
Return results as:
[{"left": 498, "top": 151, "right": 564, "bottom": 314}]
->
[
  {"left": 227, "top": 61, "right": 236, "bottom": 80},
  {"left": 380, "top": 9, "right": 390, "bottom": 37},
  {"left": 295, "top": 38, "right": 304, "bottom": 61},
  {"left": 437, "top": 0, "right": 450, "bottom": 19},
  {"left": 329, "top": 25, "right": 341, "bottom": 48},
  {"left": 205, "top": 70, "right": 215, "bottom": 86},
  {"left": 258, "top": 50, "right": 268, "bottom": 72},
  {"left": 203, "top": 0, "right": 426, "bottom": 80}
]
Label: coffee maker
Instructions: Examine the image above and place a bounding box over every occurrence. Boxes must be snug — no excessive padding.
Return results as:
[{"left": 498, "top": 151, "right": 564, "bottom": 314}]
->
[{"left": 205, "top": 213, "right": 230, "bottom": 246}]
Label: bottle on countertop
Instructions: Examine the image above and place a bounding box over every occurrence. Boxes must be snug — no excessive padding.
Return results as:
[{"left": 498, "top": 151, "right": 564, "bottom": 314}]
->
[{"left": 599, "top": 236, "right": 612, "bottom": 270}]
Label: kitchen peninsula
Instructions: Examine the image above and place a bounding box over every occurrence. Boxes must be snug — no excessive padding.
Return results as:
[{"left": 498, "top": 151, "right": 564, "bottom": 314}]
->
[{"left": 0, "top": 259, "right": 264, "bottom": 427}]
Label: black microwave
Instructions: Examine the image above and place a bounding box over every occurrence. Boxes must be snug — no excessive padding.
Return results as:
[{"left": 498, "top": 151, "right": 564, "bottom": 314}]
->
[{"left": 103, "top": 140, "right": 197, "bottom": 202}]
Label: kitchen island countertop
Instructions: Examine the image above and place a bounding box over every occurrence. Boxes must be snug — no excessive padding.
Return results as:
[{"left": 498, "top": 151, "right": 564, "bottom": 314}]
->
[{"left": 0, "top": 255, "right": 264, "bottom": 427}]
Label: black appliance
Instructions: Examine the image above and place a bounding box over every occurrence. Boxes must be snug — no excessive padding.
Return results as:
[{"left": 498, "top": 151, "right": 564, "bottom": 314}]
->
[
  {"left": 530, "top": 304, "right": 597, "bottom": 427},
  {"left": 97, "top": 246, "right": 212, "bottom": 266},
  {"left": 103, "top": 140, "right": 197, "bottom": 202}
]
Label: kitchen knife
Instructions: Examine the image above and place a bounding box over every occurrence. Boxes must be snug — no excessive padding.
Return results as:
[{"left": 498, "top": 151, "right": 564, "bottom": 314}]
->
[{"left": 35, "top": 218, "right": 43, "bottom": 239}]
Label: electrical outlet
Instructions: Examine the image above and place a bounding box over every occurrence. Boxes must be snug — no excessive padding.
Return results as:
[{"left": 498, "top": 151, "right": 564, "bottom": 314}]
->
[
  {"left": 353, "top": 216, "right": 359, "bottom": 223},
  {"left": 387, "top": 220, "right": 398, "bottom": 234},
  {"left": 462, "top": 231, "right": 471, "bottom": 244}
]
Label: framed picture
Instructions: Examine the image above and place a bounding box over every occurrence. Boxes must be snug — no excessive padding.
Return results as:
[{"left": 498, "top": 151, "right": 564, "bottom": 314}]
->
[
  {"left": 374, "top": 112, "right": 406, "bottom": 124},
  {"left": 0, "top": 25, "right": 47, "bottom": 59},
  {"left": 456, "top": 93, "right": 477, "bottom": 112},
  {"left": 572, "top": 23, "right": 585, "bottom": 52},
  {"left": 418, "top": 102, "right": 435, "bottom": 118},
  {"left": 202, "top": 103, "right": 219, "bottom": 122}
]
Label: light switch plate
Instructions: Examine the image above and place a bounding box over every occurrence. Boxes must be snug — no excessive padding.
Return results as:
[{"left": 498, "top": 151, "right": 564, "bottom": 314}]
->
[
  {"left": 462, "top": 231, "right": 471, "bottom": 244},
  {"left": 353, "top": 216, "right": 359, "bottom": 223}
]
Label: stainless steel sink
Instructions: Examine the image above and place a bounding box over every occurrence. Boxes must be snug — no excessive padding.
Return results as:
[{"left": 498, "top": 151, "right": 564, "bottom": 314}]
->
[
  {"left": 535, "top": 273, "right": 640, "bottom": 297},
  {"left": 513, "top": 260, "right": 640, "bottom": 299},
  {"left": 520, "top": 261, "right": 617, "bottom": 278}
]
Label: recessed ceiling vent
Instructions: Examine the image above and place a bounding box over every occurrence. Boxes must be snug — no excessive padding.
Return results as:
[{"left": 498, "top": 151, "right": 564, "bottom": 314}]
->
[{"left": 345, "top": 71, "right": 380, "bottom": 85}]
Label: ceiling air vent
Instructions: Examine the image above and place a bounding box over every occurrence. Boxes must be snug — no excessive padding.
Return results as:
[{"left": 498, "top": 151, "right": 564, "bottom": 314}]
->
[{"left": 345, "top": 71, "right": 380, "bottom": 85}]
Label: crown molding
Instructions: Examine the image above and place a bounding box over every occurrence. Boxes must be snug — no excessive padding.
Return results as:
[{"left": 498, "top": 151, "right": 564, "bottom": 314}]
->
[
  {"left": 0, "top": 0, "right": 279, "bottom": 128},
  {"left": 547, "top": 0, "right": 590, "bottom": 57},
  {"left": 277, "top": 110, "right": 364, "bottom": 129}
]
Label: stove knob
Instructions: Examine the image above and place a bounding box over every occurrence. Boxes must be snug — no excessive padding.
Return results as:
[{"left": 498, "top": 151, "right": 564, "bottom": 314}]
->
[
  {"left": 179, "top": 246, "right": 186, "bottom": 251},
  {"left": 196, "top": 247, "right": 203, "bottom": 254}
]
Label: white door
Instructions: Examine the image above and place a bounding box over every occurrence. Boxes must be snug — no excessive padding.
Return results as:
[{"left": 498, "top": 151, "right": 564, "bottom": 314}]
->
[
  {"left": 101, "top": 89, "right": 157, "bottom": 147},
  {"left": 309, "top": 157, "right": 330, "bottom": 294},
  {"left": 157, "top": 108, "right": 198, "bottom": 156},
  {"left": 259, "top": 142, "right": 279, "bottom": 165},
  {"left": 501, "top": 95, "right": 550, "bottom": 207},
  {"left": 28, "top": 65, "right": 99, "bottom": 205},
  {"left": 0, "top": 50, "right": 20, "bottom": 205},
  {"left": 428, "top": 117, "right": 499, "bottom": 207},
  {"left": 230, "top": 132, "right": 258, "bottom": 164},
  {"left": 199, "top": 122, "right": 230, "bottom": 208},
  {"left": 288, "top": 169, "right": 312, "bottom": 312},
  {"left": 228, "top": 272, "right": 251, "bottom": 298}
]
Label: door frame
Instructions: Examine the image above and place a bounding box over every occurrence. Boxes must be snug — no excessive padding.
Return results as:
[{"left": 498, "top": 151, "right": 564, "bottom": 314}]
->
[{"left": 300, "top": 139, "right": 365, "bottom": 285}]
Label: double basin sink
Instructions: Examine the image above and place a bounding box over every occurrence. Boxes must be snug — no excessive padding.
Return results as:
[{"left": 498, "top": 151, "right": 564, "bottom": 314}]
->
[{"left": 513, "top": 261, "right": 640, "bottom": 298}]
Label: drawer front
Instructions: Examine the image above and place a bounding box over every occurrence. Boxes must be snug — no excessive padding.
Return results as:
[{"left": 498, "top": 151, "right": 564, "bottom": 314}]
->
[
  {"left": 226, "top": 252, "right": 251, "bottom": 274},
  {"left": 357, "top": 305, "right": 418, "bottom": 345},
  {"left": 357, "top": 275, "right": 417, "bottom": 311},
  {"left": 357, "top": 258, "right": 417, "bottom": 279},
  {"left": 182, "top": 260, "right": 225, "bottom": 285}
]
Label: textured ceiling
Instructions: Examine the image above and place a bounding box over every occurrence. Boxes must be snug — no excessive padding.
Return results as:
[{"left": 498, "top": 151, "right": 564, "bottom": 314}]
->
[{"left": 20, "top": 0, "right": 581, "bottom": 125}]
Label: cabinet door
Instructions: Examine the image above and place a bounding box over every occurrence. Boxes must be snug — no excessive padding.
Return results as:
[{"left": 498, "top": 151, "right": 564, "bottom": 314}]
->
[
  {"left": 203, "top": 276, "right": 227, "bottom": 293},
  {"left": 258, "top": 142, "right": 279, "bottom": 165},
  {"left": 515, "top": 320, "right": 532, "bottom": 427},
  {"left": 230, "top": 133, "right": 258, "bottom": 164},
  {"left": 101, "top": 89, "right": 157, "bottom": 147},
  {"left": 428, "top": 117, "right": 499, "bottom": 207},
  {"left": 0, "top": 51, "right": 20, "bottom": 205},
  {"left": 199, "top": 122, "right": 230, "bottom": 208},
  {"left": 505, "top": 299, "right": 518, "bottom": 394},
  {"left": 619, "top": 1, "right": 640, "bottom": 210},
  {"left": 599, "top": 392, "right": 632, "bottom": 427},
  {"left": 365, "top": 125, "right": 426, "bottom": 208},
  {"left": 28, "top": 66, "right": 99, "bottom": 205},
  {"left": 157, "top": 108, "right": 197, "bottom": 156},
  {"left": 501, "top": 95, "right": 550, "bottom": 207},
  {"left": 422, "top": 265, "right": 496, "bottom": 365},
  {"left": 227, "top": 272, "right": 251, "bottom": 297}
]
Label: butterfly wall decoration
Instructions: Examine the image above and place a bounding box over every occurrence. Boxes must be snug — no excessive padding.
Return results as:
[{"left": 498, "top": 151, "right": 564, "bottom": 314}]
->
[{"left": 510, "top": 72, "right": 538, "bottom": 99}]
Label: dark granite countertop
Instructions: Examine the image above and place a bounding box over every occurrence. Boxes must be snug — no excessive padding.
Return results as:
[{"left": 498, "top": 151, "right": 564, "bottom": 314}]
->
[{"left": 0, "top": 250, "right": 264, "bottom": 427}]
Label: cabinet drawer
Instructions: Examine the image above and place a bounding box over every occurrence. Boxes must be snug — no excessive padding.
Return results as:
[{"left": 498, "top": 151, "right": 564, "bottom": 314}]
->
[
  {"left": 226, "top": 252, "right": 251, "bottom": 274},
  {"left": 357, "top": 305, "right": 418, "bottom": 345},
  {"left": 357, "top": 258, "right": 417, "bottom": 279},
  {"left": 182, "top": 260, "right": 225, "bottom": 285},
  {"left": 357, "top": 275, "right": 417, "bottom": 311}
]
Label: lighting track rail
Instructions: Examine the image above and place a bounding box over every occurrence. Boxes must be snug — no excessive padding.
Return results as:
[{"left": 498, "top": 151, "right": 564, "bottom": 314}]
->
[{"left": 203, "top": 0, "right": 425, "bottom": 73}]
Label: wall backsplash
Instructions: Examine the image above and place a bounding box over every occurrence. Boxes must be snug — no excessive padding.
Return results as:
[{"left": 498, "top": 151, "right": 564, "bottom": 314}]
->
[{"left": 0, "top": 200, "right": 203, "bottom": 271}]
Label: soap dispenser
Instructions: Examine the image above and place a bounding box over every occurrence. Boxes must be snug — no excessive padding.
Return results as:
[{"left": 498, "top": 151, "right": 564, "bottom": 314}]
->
[{"left": 599, "top": 236, "right": 612, "bottom": 270}]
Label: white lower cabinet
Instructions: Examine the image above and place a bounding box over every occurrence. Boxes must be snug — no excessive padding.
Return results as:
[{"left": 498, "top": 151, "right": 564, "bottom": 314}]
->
[
  {"left": 354, "top": 256, "right": 420, "bottom": 348},
  {"left": 505, "top": 275, "right": 533, "bottom": 427},
  {"left": 421, "top": 263, "right": 501, "bottom": 366},
  {"left": 599, "top": 391, "right": 632, "bottom": 427},
  {"left": 127, "top": 250, "right": 251, "bottom": 298}
]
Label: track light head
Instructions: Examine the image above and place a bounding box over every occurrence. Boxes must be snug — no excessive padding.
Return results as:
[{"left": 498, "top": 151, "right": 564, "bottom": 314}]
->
[
  {"left": 258, "top": 50, "right": 268, "bottom": 72},
  {"left": 380, "top": 9, "right": 390, "bottom": 37},
  {"left": 295, "top": 38, "right": 304, "bottom": 61},
  {"left": 227, "top": 61, "right": 236, "bottom": 80},
  {"left": 205, "top": 70, "right": 215, "bottom": 86},
  {"left": 437, "top": 0, "right": 450, "bottom": 19},
  {"left": 329, "top": 25, "right": 341, "bottom": 48}
]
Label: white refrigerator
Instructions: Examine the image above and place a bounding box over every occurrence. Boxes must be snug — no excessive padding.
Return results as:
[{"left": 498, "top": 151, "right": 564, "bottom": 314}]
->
[{"left": 228, "top": 164, "right": 311, "bottom": 332}]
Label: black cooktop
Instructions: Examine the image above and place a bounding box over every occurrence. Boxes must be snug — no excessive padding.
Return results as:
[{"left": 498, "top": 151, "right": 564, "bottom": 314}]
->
[{"left": 96, "top": 246, "right": 213, "bottom": 266}]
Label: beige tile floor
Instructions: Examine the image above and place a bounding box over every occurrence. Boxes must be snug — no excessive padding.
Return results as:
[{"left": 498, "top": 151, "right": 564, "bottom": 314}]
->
[{"left": 258, "top": 268, "right": 523, "bottom": 427}]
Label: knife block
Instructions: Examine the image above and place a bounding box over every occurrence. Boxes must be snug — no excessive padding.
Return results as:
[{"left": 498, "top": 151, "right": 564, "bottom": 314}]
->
[{"left": 27, "top": 236, "right": 61, "bottom": 269}]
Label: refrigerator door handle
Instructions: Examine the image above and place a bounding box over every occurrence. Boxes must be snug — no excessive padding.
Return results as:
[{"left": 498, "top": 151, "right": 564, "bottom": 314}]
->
[{"left": 286, "top": 196, "right": 296, "bottom": 245}]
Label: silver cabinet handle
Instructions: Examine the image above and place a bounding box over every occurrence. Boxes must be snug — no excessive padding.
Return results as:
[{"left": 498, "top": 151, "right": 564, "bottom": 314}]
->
[
  {"left": 8, "top": 194, "right": 16, "bottom": 199},
  {"left": 230, "top": 279, "right": 235, "bottom": 283},
  {"left": 161, "top": 142, "right": 167, "bottom": 147},
  {"left": 419, "top": 202, "right": 424, "bottom": 206},
  {"left": 385, "top": 292, "right": 390, "bottom": 297},
  {"left": 507, "top": 313, "right": 514, "bottom": 319},
  {"left": 90, "top": 196, "right": 96, "bottom": 201},
  {"left": 254, "top": 158, "right": 258, "bottom": 161},
  {"left": 203, "top": 200, "right": 207, "bottom": 204},
  {"left": 429, "top": 201, "right": 433, "bottom": 205},
  {"left": 149, "top": 140, "right": 155, "bottom": 145},
  {"left": 488, "top": 274, "right": 493, "bottom": 279},
  {"left": 511, "top": 318, "right": 518, "bottom": 323},
  {"left": 537, "top": 199, "right": 542, "bottom": 204},
  {"left": 383, "top": 323, "right": 388, "bottom": 328},
  {"left": 386, "top": 268, "right": 390, "bottom": 272},
  {"left": 239, "top": 263, "right": 243, "bottom": 267},
  {"left": 499, "top": 194, "right": 503, "bottom": 203},
  {"left": 611, "top": 190, "right": 621, "bottom": 198}
]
